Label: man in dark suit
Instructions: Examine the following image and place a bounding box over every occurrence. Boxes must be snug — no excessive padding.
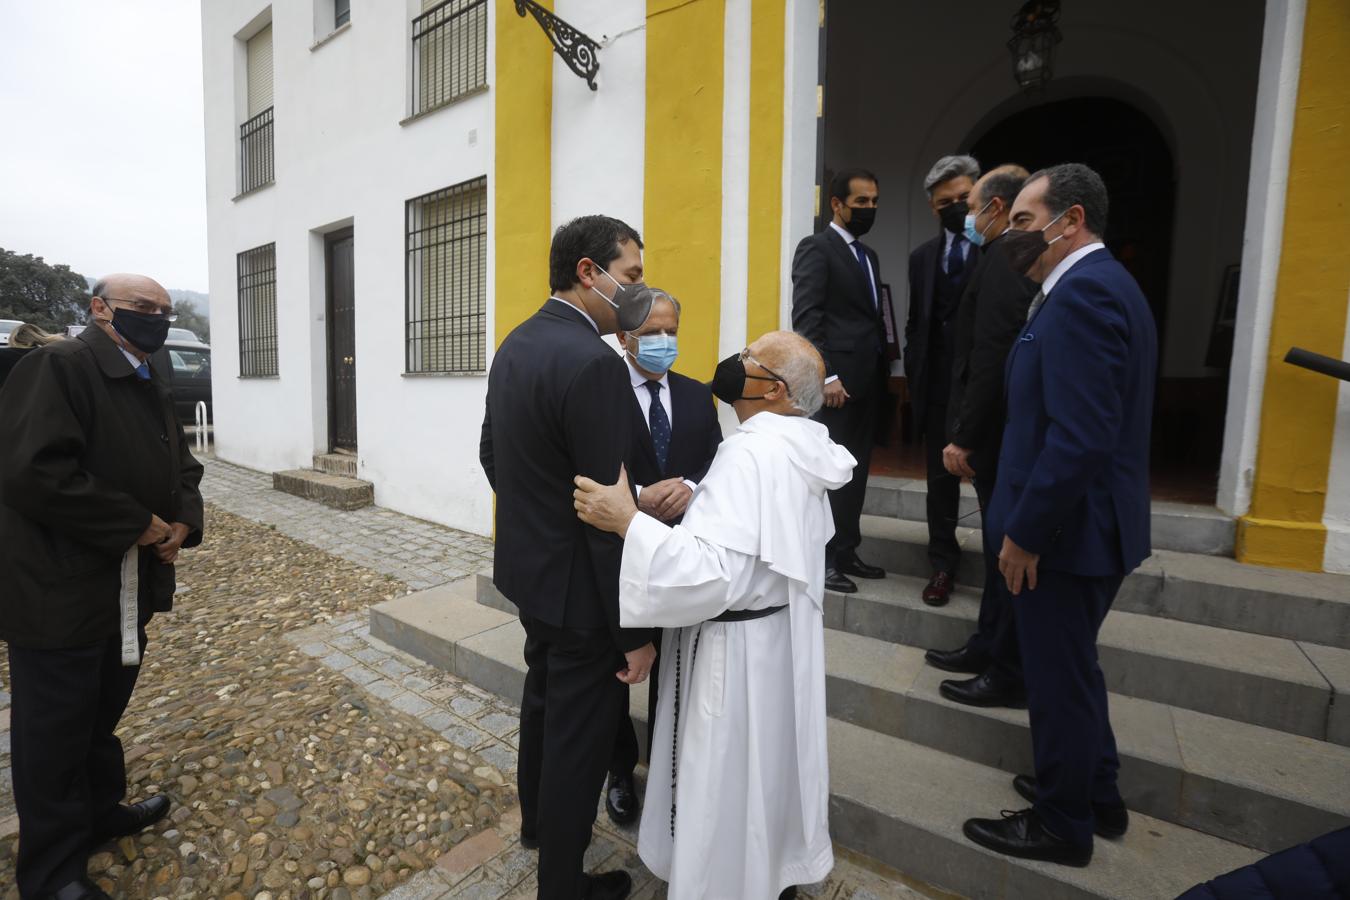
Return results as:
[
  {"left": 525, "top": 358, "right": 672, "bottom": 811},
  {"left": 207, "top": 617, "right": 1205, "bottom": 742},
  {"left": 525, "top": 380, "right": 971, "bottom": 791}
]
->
[
  {"left": 606, "top": 287, "right": 722, "bottom": 827},
  {"left": 963, "top": 164, "right": 1157, "bottom": 867},
  {"left": 792, "top": 168, "right": 891, "bottom": 594},
  {"left": 923, "top": 165, "right": 1039, "bottom": 709},
  {"left": 0, "top": 274, "right": 204, "bottom": 900},
  {"left": 904, "top": 155, "right": 981, "bottom": 607},
  {"left": 479, "top": 216, "right": 656, "bottom": 900}
]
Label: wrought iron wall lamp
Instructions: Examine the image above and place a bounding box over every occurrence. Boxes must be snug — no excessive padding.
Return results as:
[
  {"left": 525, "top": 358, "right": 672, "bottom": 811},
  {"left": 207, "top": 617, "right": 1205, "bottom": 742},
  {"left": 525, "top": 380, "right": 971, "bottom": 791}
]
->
[{"left": 514, "top": 0, "right": 601, "bottom": 90}]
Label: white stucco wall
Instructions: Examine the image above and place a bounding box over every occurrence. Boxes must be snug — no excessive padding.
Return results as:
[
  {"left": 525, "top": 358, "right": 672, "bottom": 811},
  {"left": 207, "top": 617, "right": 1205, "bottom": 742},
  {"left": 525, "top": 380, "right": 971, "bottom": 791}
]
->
[{"left": 201, "top": 0, "right": 496, "bottom": 535}]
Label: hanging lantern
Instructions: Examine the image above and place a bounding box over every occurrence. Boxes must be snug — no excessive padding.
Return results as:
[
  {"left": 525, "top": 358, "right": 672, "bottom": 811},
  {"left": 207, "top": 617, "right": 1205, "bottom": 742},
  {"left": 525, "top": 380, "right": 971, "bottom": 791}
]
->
[{"left": 1007, "top": 0, "right": 1062, "bottom": 91}]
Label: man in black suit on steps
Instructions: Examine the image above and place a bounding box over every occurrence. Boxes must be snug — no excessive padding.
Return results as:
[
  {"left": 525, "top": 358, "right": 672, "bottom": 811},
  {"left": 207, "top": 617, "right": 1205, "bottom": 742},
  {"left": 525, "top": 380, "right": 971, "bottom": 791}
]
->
[
  {"left": 792, "top": 168, "right": 892, "bottom": 595},
  {"left": 605, "top": 287, "right": 722, "bottom": 828},
  {"left": 479, "top": 215, "right": 656, "bottom": 900},
  {"left": 904, "top": 155, "right": 982, "bottom": 608}
]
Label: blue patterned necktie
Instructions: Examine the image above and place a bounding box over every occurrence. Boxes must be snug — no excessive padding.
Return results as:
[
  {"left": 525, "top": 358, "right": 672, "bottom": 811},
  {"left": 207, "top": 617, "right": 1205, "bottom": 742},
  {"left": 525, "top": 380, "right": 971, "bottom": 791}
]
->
[
  {"left": 645, "top": 381, "right": 671, "bottom": 472},
  {"left": 135, "top": 362, "right": 151, "bottom": 380},
  {"left": 947, "top": 234, "right": 965, "bottom": 276}
]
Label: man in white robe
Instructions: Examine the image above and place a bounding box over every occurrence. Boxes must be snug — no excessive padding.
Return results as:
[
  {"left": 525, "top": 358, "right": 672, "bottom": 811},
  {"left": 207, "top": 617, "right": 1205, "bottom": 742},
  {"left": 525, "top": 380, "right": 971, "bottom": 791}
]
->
[{"left": 574, "top": 331, "right": 856, "bottom": 900}]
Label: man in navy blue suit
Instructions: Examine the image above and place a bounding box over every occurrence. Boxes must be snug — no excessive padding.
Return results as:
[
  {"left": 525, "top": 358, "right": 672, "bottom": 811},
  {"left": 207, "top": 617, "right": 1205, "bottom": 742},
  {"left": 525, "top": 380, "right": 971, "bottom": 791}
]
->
[{"left": 962, "top": 164, "right": 1157, "bottom": 867}]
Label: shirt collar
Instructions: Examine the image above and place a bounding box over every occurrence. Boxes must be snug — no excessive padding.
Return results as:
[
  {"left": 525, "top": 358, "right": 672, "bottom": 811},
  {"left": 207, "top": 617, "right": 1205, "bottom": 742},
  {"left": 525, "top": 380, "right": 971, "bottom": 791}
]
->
[
  {"left": 118, "top": 344, "right": 143, "bottom": 370},
  {"left": 547, "top": 296, "right": 599, "bottom": 333},
  {"left": 626, "top": 355, "right": 669, "bottom": 390},
  {"left": 828, "top": 220, "right": 857, "bottom": 244},
  {"left": 1042, "top": 242, "right": 1106, "bottom": 296}
]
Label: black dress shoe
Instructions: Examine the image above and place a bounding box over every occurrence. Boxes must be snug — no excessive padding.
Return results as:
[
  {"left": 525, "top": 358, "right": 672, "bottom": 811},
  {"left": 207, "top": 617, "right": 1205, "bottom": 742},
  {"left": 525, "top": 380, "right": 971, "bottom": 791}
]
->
[
  {"left": 582, "top": 870, "right": 632, "bottom": 900},
  {"left": 518, "top": 830, "right": 539, "bottom": 850},
  {"left": 46, "top": 878, "right": 112, "bottom": 900},
  {"left": 836, "top": 554, "right": 885, "bottom": 579},
  {"left": 779, "top": 888, "right": 798, "bottom": 900},
  {"left": 1013, "top": 774, "right": 1130, "bottom": 838},
  {"left": 825, "top": 568, "right": 857, "bottom": 594},
  {"left": 922, "top": 571, "right": 954, "bottom": 606},
  {"left": 605, "top": 772, "right": 639, "bottom": 826},
  {"left": 963, "top": 808, "right": 1092, "bottom": 867},
  {"left": 939, "top": 672, "right": 1027, "bottom": 708},
  {"left": 924, "top": 640, "right": 988, "bottom": 674},
  {"left": 93, "top": 795, "right": 171, "bottom": 841}
]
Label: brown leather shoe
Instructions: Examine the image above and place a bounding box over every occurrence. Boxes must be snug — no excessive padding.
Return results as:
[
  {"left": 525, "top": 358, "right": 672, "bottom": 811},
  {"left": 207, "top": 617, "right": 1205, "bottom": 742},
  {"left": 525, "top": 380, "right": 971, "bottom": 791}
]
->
[{"left": 922, "top": 571, "right": 954, "bottom": 606}]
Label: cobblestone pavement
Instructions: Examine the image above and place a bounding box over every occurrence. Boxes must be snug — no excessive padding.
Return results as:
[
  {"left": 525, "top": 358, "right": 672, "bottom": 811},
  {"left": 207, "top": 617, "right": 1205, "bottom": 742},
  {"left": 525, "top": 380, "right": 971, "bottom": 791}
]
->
[{"left": 201, "top": 460, "right": 495, "bottom": 591}]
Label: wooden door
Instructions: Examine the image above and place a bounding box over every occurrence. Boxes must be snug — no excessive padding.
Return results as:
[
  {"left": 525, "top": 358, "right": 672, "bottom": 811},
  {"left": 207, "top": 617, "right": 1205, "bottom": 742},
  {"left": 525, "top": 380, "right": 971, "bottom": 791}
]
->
[{"left": 326, "top": 229, "right": 357, "bottom": 452}]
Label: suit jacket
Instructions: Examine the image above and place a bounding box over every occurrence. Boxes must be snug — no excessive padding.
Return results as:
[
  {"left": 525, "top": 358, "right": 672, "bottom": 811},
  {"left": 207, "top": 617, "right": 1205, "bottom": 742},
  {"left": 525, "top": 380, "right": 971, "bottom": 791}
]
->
[
  {"left": 0, "top": 326, "right": 205, "bottom": 648},
  {"left": 985, "top": 248, "right": 1157, "bottom": 577},
  {"left": 479, "top": 299, "right": 652, "bottom": 653},
  {"left": 904, "top": 231, "right": 980, "bottom": 428},
  {"left": 626, "top": 368, "right": 722, "bottom": 516},
  {"left": 945, "top": 235, "right": 1039, "bottom": 473},
  {"left": 791, "top": 227, "right": 888, "bottom": 394}
]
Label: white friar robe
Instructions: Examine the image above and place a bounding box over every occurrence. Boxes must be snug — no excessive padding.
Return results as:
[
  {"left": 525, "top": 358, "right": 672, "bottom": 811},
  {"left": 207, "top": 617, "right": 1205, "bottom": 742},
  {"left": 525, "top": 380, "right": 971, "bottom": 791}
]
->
[{"left": 619, "top": 411, "right": 856, "bottom": 900}]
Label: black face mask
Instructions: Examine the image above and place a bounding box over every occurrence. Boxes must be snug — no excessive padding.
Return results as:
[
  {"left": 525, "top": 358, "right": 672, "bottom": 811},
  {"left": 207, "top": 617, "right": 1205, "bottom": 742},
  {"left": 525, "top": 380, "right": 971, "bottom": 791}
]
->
[
  {"left": 938, "top": 200, "right": 969, "bottom": 236},
  {"left": 1000, "top": 212, "right": 1068, "bottom": 276},
  {"left": 111, "top": 308, "right": 172, "bottom": 354},
  {"left": 709, "top": 353, "right": 785, "bottom": 405},
  {"left": 845, "top": 205, "right": 876, "bottom": 237}
]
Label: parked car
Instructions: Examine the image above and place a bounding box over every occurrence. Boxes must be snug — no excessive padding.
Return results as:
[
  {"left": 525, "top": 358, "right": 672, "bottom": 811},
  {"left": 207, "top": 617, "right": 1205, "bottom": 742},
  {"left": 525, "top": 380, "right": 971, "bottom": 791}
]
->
[
  {"left": 66, "top": 324, "right": 86, "bottom": 337},
  {"left": 161, "top": 339, "right": 212, "bottom": 425},
  {"left": 169, "top": 327, "right": 203, "bottom": 343},
  {"left": 0, "top": 319, "right": 22, "bottom": 346}
]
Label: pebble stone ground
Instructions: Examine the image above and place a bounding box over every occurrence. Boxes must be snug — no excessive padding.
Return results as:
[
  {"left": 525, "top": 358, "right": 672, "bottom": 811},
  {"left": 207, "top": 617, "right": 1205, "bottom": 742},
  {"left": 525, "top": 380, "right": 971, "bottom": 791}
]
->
[{"left": 0, "top": 459, "right": 935, "bottom": 900}]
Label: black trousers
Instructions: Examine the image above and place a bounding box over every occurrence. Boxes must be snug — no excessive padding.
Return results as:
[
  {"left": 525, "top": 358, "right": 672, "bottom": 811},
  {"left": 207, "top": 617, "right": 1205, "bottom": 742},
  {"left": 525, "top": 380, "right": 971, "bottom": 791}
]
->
[
  {"left": 965, "top": 471, "right": 1022, "bottom": 683},
  {"left": 817, "top": 365, "right": 884, "bottom": 568},
  {"left": 611, "top": 633, "right": 660, "bottom": 778},
  {"left": 923, "top": 401, "right": 963, "bottom": 573},
  {"left": 9, "top": 626, "right": 147, "bottom": 899},
  {"left": 518, "top": 616, "right": 627, "bottom": 900},
  {"left": 1015, "top": 569, "right": 1124, "bottom": 848}
]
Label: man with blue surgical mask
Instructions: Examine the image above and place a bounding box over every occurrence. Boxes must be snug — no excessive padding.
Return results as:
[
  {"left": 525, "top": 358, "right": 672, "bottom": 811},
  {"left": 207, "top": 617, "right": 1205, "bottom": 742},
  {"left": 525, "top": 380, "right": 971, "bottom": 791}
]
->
[{"left": 607, "top": 287, "right": 722, "bottom": 830}]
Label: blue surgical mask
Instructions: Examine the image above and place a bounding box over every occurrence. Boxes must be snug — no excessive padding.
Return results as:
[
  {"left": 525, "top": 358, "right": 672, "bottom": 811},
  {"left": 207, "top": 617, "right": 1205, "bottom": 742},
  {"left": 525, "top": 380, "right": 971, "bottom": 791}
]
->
[
  {"left": 962, "top": 198, "right": 997, "bottom": 247},
  {"left": 628, "top": 332, "right": 678, "bottom": 374}
]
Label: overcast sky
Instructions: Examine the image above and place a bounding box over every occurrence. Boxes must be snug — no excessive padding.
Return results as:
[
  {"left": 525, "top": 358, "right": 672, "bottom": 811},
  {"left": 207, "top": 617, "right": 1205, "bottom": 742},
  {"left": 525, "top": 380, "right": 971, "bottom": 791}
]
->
[{"left": 0, "top": 1, "right": 208, "bottom": 292}]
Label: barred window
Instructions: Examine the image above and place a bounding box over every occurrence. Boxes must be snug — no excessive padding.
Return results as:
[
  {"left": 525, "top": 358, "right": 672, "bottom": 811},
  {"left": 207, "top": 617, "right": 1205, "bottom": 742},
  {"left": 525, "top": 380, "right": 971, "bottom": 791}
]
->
[
  {"left": 237, "top": 243, "right": 279, "bottom": 377},
  {"left": 412, "top": 0, "right": 488, "bottom": 116},
  {"left": 406, "top": 177, "right": 487, "bottom": 374}
]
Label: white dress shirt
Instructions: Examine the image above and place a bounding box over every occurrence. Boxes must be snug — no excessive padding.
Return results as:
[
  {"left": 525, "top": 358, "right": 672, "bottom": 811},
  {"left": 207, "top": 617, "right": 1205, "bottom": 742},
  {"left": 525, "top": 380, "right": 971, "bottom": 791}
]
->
[
  {"left": 1042, "top": 242, "right": 1107, "bottom": 298},
  {"left": 626, "top": 356, "right": 696, "bottom": 497},
  {"left": 548, "top": 295, "right": 599, "bottom": 333}
]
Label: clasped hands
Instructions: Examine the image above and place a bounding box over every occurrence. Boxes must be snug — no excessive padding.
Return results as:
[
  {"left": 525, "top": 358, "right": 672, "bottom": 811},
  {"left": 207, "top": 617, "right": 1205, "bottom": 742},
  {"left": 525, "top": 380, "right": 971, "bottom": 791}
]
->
[
  {"left": 137, "top": 514, "right": 192, "bottom": 564},
  {"left": 638, "top": 476, "right": 693, "bottom": 522}
]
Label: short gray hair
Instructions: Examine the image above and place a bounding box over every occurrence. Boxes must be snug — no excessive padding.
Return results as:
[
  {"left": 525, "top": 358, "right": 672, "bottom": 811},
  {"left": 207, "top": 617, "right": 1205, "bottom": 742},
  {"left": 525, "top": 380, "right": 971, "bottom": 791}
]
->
[
  {"left": 924, "top": 155, "right": 981, "bottom": 193},
  {"left": 778, "top": 352, "right": 824, "bottom": 417}
]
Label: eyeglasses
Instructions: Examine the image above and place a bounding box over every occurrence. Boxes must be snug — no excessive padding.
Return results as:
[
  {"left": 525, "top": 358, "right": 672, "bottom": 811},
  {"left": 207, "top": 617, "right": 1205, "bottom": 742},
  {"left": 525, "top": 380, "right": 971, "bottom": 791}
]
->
[
  {"left": 103, "top": 298, "right": 179, "bottom": 322},
  {"left": 739, "top": 347, "right": 793, "bottom": 396}
]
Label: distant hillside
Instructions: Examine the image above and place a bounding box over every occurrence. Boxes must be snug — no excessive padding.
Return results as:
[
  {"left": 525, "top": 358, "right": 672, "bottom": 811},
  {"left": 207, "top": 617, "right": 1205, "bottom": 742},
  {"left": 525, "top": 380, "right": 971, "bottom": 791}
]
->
[{"left": 83, "top": 276, "right": 209, "bottom": 313}]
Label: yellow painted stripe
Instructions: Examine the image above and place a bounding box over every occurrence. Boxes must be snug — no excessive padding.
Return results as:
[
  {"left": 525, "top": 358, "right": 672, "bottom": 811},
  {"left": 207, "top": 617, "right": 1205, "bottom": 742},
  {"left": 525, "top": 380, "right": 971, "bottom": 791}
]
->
[
  {"left": 1238, "top": 0, "right": 1350, "bottom": 571},
  {"left": 746, "top": 0, "right": 786, "bottom": 342},
  {"left": 644, "top": 0, "right": 726, "bottom": 379},
  {"left": 494, "top": 0, "right": 553, "bottom": 346}
]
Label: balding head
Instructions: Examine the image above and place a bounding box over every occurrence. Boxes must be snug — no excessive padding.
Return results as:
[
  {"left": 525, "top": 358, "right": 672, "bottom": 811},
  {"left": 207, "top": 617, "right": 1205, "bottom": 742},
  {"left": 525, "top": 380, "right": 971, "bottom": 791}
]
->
[
  {"left": 968, "top": 164, "right": 1030, "bottom": 243},
  {"left": 90, "top": 273, "right": 173, "bottom": 359},
  {"left": 748, "top": 330, "right": 826, "bottom": 417}
]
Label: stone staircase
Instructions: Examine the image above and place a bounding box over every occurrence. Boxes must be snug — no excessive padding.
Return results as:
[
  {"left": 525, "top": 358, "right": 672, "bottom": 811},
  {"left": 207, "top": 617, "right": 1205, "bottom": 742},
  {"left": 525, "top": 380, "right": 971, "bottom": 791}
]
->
[
  {"left": 272, "top": 452, "right": 374, "bottom": 510},
  {"left": 369, "top": 478, "right": 1350, "bottom": 899}
]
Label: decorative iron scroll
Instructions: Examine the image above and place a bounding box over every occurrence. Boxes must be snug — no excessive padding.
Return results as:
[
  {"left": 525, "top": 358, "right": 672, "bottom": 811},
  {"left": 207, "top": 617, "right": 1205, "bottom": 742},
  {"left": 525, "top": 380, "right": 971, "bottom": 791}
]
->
[{"left": 514, "top": 0, "right": 600, "bottom": 90}]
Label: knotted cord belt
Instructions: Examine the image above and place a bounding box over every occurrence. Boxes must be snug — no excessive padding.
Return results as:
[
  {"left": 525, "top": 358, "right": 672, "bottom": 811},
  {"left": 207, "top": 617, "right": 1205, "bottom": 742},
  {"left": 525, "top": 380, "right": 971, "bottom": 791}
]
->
[{"left": 669, "top": 603, "right": 788, "bottom": 836}]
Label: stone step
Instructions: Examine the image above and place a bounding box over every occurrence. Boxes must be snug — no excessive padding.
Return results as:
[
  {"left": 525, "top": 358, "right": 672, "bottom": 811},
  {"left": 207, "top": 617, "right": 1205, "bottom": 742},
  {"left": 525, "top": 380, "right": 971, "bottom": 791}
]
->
[
  {"left": 272, "top": 468, "right": 374, "bottom": 511},
  {"left": 313, "top": 452, "right": 358, "bottom": 478},
  {"left": 824, "top": 571, "right": 1350, "bottom": 746},
  {"left": 856, "top": 515, "right": 1350, "bottom": 650},
  {"left": 370, "top": 581, "right": 1268, "bottom": 897},
  {"left": 863, "top": 475, "right": 1237, "bottom": 557},
  {"left": 824, "top": 628, "right": 1350, "bottom": 853}
]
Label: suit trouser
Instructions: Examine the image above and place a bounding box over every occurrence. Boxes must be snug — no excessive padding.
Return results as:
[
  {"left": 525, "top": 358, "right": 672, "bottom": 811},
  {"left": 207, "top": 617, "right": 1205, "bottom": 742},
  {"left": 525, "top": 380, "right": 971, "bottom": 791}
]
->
[
  {"left": 8, "top": 625, "right": 147, "bottom": 899},
  {"left": 611, "top": 632, "right": 660, "bottom": 778},
  {"left": 518, "top": 616, "right": 627, "bottom": 900},
  {"left": 965, "top": 472, "right": 1022, "bottom": 683},
  {"left": 1014, "top": 570, "right": 1124, "bottom": 848},
  {"left": 923, "top": 401, "right": 963, "bottom": 573},
  {"left": 817, "top": 365, "right": 883, "bottom": 567}
]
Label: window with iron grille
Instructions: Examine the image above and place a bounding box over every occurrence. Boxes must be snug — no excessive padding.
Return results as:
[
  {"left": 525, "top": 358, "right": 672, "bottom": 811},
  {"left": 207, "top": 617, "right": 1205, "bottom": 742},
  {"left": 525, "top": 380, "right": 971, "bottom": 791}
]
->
[
  {"left": 335, "top": 0, "right": 350, "bottom": 28},
  {"left": 406, "top": 177, "right": 487, "bottom": 374},
  {"left": 237, "top": 243, "right": 279, "bottom": 377},
  {"left": 240, "top": 24, "right": 275, "bottom": 193},
  {"left": 411, "top": 0, "right": 487, "bottom": 116}
]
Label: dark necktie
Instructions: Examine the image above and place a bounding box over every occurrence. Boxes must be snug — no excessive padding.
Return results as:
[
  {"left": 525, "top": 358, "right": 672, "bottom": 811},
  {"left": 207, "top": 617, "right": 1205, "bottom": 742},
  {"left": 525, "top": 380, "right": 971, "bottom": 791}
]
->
[
  {"left": 1026, "top": 289, "right": 1046, "bottom": 322},
  {"left": 645, "top": 381, "right": 671, "bottom": 472},
  {"left": 851, "top": 241, "right": 876, "bottom": 307},
  {"left": 947, "top": 234, "right": 966, "bottom": 277}
]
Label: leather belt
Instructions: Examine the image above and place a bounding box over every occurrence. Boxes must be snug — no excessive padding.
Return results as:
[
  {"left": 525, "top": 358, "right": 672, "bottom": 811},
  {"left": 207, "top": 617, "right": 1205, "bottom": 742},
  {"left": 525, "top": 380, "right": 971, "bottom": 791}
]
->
[{"left": 709, "top": 604, "right": 787, "bottom": 623}]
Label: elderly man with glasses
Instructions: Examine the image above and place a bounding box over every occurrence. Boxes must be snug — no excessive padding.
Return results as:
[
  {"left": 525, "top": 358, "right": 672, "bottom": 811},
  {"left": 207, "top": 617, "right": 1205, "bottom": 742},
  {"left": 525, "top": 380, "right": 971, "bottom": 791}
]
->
[{"left": 0, "top": 273, "right": 204, "bottom": 900}]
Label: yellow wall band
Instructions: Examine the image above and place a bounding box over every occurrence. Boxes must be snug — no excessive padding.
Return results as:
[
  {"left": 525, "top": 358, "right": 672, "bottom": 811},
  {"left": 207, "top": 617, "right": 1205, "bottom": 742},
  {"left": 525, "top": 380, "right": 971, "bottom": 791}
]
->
[
  {"left": 644, "top": 0, "right": 726, "bottom": 380},
  {"left": 1239, "top": 0, "right": 1350, "bottom": 571},
  {"left": 746, "top": 0, "right": 787, "bottom": 342}
]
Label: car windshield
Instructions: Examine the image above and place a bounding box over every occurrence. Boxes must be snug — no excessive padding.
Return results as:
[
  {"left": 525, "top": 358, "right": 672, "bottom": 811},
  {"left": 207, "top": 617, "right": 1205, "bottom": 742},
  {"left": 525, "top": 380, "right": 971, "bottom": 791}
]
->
[
  {"left": 168, "top": 328, "right": 201, "bottom": 343},
  {"left": 169, "top": 348, "right": 211, "bottom": 378}
]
